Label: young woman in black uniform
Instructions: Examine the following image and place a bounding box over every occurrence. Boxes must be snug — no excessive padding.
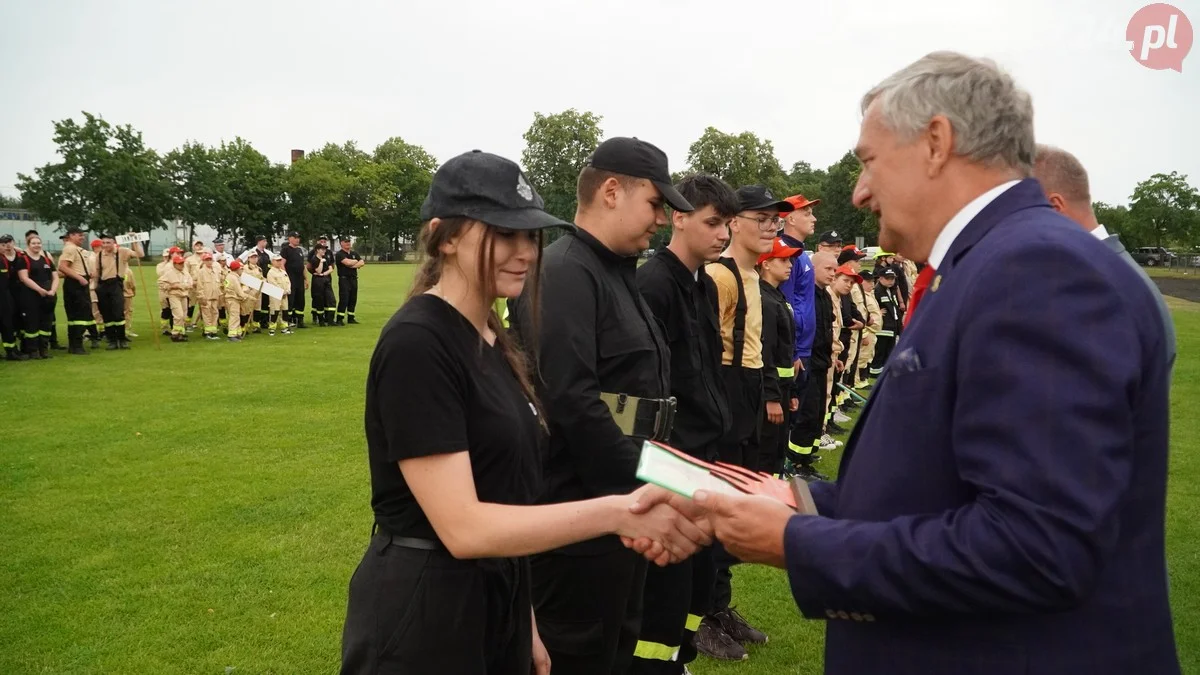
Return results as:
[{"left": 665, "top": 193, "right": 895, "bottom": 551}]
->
[
  {"left": 14, "top": 235, "right": 59, "bottom": 359},
  {"left": 339, "top": 150, "right": 710, "bottom": 675}
]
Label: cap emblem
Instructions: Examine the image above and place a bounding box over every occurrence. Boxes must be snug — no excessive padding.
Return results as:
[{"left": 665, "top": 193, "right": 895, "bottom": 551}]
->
[{"left": 516, "top": 174, "right": 534, "bottom": 202}]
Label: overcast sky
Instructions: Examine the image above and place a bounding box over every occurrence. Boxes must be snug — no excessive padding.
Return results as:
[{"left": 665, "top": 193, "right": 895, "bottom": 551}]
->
[{"left": 1, "top": 0, "right": 1196, "bottom": 206}]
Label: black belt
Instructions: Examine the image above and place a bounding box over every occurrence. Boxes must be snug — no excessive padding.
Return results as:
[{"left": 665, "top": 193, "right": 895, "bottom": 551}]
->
[
  {"left": 372, "top": 523, "right": 446, "bottom": 552},
  {"left": 99, "top": 277, "right": 122, "bottom": 285},
  {"left": 600, "top": 392, "right": 677, "bottom": 441}
]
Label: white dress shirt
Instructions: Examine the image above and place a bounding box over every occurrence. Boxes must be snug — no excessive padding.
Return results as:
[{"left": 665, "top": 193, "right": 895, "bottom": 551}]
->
[
  {"left": 927, "top": 180, "right": 1021, "bottom": 269},
  {"left": 1091, "top": 223, "right": 1111, "bottom": 240}
]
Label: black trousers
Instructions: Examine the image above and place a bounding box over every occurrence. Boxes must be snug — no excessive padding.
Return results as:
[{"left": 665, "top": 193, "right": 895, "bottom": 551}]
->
[
  {"left": 311, "top": 276, "right": 335, "bottom": 323},
  {"left": 0, "top": 291, "right": 16, "bottom": 351},
  {"left": 789, "top": 361, "right": 829, "bottom": 461},
  {"left": 630, "top": 544, "right": 714, "bottom": 674},
  {"left": 287, "top": 273, "right": 305, "bottom": 319},
  {"left": 870, "top": 334, "right": 896, "bottom": 376},
  {"left": 758, "top": 406, "right": 789, "bottom": 477},
  {"left": 63, "top": 281, "right": 93, "bottom": 347},
  {"left": 717, "top": 366, "right": 764, "bottom": 471},
  {"left": 337, "top": 276, "right": 358, "bottom": 319},
  {"left": 97, "top": 278, "right": 126, "bottom": 343},
  {"left": 531, "top": 544, "right": 647, "bottom": 675},
  {"left": 341, "top": 532, "right": 531, "bottom": 674},
  {"left": 18, "top": 290, "right": 55, "bottom": 352}
]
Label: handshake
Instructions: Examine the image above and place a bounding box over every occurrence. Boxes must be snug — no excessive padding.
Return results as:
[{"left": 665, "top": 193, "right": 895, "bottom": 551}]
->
[{"left": 613, "top": 484, "right": 799, "bottom": 570}]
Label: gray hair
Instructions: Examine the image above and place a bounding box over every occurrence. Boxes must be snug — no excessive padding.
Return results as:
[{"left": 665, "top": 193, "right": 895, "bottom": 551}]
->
[
  {"left": 1032, "top": 144, "right": 1091, "bottom": 204},
  {"left": 861, "top": 51, "right": 1035, "bottom": 175}
]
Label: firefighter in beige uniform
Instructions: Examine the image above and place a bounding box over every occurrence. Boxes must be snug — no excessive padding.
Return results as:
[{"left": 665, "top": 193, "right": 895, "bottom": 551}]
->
[
  {"left": 241, "top": 251, "right": 265, "bottom": 334},
  {"left": 184, "top": 241, "right": 207, "bottom": 330},
  {"left": 265, "top": 256, "right": 292, "bottom": 335},
  {"left": 195, "top": 253, "right": 223, "bottom": 339},
  {"left": 86, "top": 240, "right": 104, "bottom": 346},
  {"left": 855, "top": 270, "right": 882, "bottom": 388},
  {"left": 155, "top": 248, "right": 177, "bottom": 334},
  {"left": 123, "top": 269, "right": 137, "bottom": 338},
  {"left": 158, "top": 255, "right": 194, "bottom": 341},
  {"left": 825, "top": 281, "right": 845, "bottom": 432},
  {"left": 223, "top": 260, "right": 248, "bottom": 341}
]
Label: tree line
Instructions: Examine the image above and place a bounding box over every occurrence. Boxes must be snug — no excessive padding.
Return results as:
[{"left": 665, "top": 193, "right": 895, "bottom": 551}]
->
[{"left": 10, "top": 109, "right": 1200, "bottom": 254}]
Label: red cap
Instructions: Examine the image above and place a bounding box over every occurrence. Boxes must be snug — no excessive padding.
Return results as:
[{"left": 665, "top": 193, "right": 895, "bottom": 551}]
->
[
  {"left": 783, "top": 195, "right": 820, "bottom": 211},
  {"left": 172, "top": 255, "right": 185, "bottom": 264},
  {"left": 90, "top": 239, "right": 102, "bottom": 248},
  {"left": 835, "top": 263, "right": 863, "bottom": 283},
  {"left": 757, "top": 237, "right": 803, "bottom": 265},
  {"left": 229, "top": 260, "right": 242, "bottom": 271},
  {"left": 201, "top": 253, "right": 213, "bottom": 261},
  {"left": 168, "top": 246, "right": 183, "bottom": 254}
]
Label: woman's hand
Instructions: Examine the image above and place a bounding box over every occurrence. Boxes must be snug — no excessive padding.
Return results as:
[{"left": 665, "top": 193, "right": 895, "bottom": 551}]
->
[
  {"left": 616, "top": 485, "right": 712, "bottom": 565},
  {"left": 531, "top": 608, "right": 551, "bottom": 674}
]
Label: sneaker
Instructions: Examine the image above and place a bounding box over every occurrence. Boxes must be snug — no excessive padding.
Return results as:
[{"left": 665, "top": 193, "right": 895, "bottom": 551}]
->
[
  {"left": 795, "top": 464, "right": 830, "bottom": 481},
  {"left": 827, "top": 421, "right": 848, "bottom": 435},
  {"left": 126, "top": 331, "right": 139, "bottom": 338},
  {"left": 832, "top": 410, "right": 851, "bottom": 424},
  {"left": 820, "top": 434, "right": 844, "bottom": 448},
  {"left": 228, "top": 337, "right": 242, "bottom": 342},
  {"left": 692, "top": 617, "right": 747, "bottom": 661},
  {"left": 269, "top": 329, "right": 276, "bottom": 336},
  {"left": 712, "top": 607, "right": 768, "bottom": 645},
  {"left": 281, "top": 328, "right": 292, "bottom": 334}
]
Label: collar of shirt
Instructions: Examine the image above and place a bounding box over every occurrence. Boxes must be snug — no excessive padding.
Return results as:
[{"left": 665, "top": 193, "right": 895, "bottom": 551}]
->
[
  {"left": 927, "top": 179, "right": 1020, "bottom": 269},
  {"left": 572, "top": 227, "right": 633, "bottom": 268},
  {"left": 1091, "top": 223, "right": 1111, "bottom": 240},
  {"left": 779, "top": 232, "right": 806, "bottom": 251},
  {"left": 658, "top": 248, "right": 703, "bottom": 289}
]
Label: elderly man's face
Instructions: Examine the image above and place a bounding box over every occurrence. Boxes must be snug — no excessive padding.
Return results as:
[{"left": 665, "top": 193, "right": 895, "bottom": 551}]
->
[{"left": 852, "top": 101, "right": 931, "bottom": 258}]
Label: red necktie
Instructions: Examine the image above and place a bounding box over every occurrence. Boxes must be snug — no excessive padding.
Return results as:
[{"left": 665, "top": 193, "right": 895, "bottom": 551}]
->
[{"left": 903, "top": 266, "right": 937, "bottom": 328}]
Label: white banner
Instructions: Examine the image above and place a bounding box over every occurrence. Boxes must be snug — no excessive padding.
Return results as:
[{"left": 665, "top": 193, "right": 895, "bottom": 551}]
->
[
  {"left": 115, "top": 232, "right": 149, "bottom": 245},
  {"left": 240, "top": 275, "right": 263, "bottom": 291},
  {"left": 260, "top": 281, "right": 285, "bottom": 300}
]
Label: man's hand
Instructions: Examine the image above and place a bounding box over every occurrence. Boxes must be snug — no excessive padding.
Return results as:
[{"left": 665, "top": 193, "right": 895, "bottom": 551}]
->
[
  {"left": 850, "top": 320, "right": 864, "bottom": 330},
  {"left": 765, "top": 401, "right": 784, "bottom": 425},
  {"left": 861, "top": 338, "right": 870, "bottom": 347},
  {"left": 690, "top": 490, "right": 794, "bottom": 568},
  {"left": 794, "top": 358, "right": 804, "bottom": 372},
  {"left": 76, "top": 276, "right": 89, "bottom": 286},
  {"left": 790, "top": 397, "right": 799, "bottom": 412},
  {"left": 835, "top": 361, "right": 845, "bottom": 373},
  {"left": 620, "top": 485, "right": 714, "bottom": 565},
  {"left": 304, "top": 279, "right": 310, "bottom": 289}
]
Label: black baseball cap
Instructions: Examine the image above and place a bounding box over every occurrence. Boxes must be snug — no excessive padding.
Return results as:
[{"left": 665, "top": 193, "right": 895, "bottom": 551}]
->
[
  {"left": 586, "top": 137, "right": 693, "bottom": 212},
  {"left": 65, "top": 226, "right": 85, "bottom": 236},
  {"left": 881, "top": 268, "right": 897, "bottom": 278},
  {"left": 420, "top": 150, "right": 573, "bottom": 231},
  {"left": 255, "top": 235, "right": 267, "bottom": 243},
  {"left": 0, "top": 234, "right": 13, "bottom": 244},
  {"left": 735, "top": 185, "right": 794, "bottom": 214},
  {"left": 213, "top": 237, "right": 225, "bottom": 244},
  {"left": 819, "top": 230, "right": 843, "bottom": 245},
  {"left": 859, "top": 269, "right": 875, "bottom": 281},
  {"left": 287, "top": 231, "right": 300, "bottom": 238}
]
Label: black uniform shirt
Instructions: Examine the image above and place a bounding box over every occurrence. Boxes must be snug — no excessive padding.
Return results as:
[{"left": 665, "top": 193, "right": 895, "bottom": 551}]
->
[
  {"left": 308, "top": 249, "right": 335, "bottom": 275},
  {"left": 12, "top": 254, "right": 55, "bottom": 291},
  {"left": 279, "top": 244, "right": 306, "bottom": 278},
  {"left": 365, "top": 294, "right": 542, "bottom": 541},
  {"left": 0, "top": 253, "right": 14, "bottom": 294},
  {"left": 760, "top": 280, "right": 796, "bottom": 404},
  {"left": 512, "top": 228, "right": 670, "bottom": 539},
  {"left": 875, "top": 284, "right": 901, "bottom": 333},
  {"left": 811, "top": 284, "right": 835, "bottom": 370},
  {"left": 636, "top": 248, "right": 730, "bottom": 459},
  {"left": 335, "top": 249, "right": 362, "bottom": 278}
]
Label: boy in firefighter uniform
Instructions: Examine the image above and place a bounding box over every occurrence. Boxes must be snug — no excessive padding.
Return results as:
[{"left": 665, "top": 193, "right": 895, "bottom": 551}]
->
[
  {"left": 86, "top": 239, "right": 104, "bottom": 347},
  {"left": 757, "top": 237, "right": 802, "bottom": 476},
  {"left": 184, "top": 241, "right": 207, "bottom": 330},
  {"left": 855, "top": 270, "right": 882, "bottom": 388},
  {"left": 870, "top": 268, "right": 902, "bottom": 377},
  {"left": 155, "top": 248, "right": 178, "bottom": 335},
  {"left": 265, "top": 256, "right": 292, "bottom": 335},
  {"left": 158, "top": 254, "right": 194, "bottom": 341},
  {"left": 223, "top": 260, "right": 248, "bottom": 341},
  {"left": 241, "top": 251, "right": 265, "bottom": 334},
  {"left": 195, "top": 253, "right": 223, "bottom": 339},
  {"left": 123, "top": 269, "right": 137, "bottom": 338}
]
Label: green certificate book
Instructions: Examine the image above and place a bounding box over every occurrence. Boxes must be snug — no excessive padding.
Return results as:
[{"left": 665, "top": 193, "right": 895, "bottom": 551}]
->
[{"left": 635, "top": 440, "right": 744, "bottom": 499}]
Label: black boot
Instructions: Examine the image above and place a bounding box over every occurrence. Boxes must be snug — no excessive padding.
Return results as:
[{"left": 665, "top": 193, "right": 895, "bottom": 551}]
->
[
  {"left": 296, "top": 315, "right": 308, "bottom": 329},
  {"left": 6, "top": 347, "right": 29, "bottom": 361},
  {"left": 347, "top": 316, "right": 359, "bottom": 324},
  {"left": 39, "top": 337, "right": 51, "bottom": 359},
  {"left": 68, "top": 334, "right": 88, "bottom": 355}
]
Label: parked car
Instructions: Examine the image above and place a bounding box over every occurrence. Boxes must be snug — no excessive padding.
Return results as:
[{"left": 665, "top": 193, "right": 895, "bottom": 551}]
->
[{"left": 1130, "top": 247, "right": 1177, "bottom": 266}]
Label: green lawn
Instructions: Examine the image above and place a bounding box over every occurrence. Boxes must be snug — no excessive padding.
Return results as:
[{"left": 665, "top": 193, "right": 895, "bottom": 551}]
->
[{"left": 2, "top": 263, "right": 1196, "bottom": 674}]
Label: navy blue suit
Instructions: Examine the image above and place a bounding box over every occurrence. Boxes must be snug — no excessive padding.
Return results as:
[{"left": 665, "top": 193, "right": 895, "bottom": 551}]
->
[{"left": 783, "top": 180, "right": 1180, "bottom": 674}]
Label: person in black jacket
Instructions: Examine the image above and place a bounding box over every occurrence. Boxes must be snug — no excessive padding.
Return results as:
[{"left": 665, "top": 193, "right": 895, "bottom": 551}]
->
[
  {"left": 870, "top": 268, "right": 902, "bottom": 376},
  {"left": 634, "top": 174, "right": 743, "bottom": 668},
  {"left": 787, "top": 252, "right": 838, "bottom": 479},
  {"left": 278, "top": 232, "right": 308, "bottom": 328},
  {"left": 510, "top": 137, "right": 700, "bottom": 675},
  {"left": 757, "top": 237, "right": 802, "bottom": 477}
]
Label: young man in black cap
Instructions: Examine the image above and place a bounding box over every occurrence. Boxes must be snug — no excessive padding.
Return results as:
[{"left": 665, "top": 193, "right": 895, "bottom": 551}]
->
[
  {"left": 510, "top": 136, "right": 697, "bottom": 675},
  {"left": 55, "top": 227, "right": 95, "bottom": 355},
  {"left": 335, "top": 237, "right": 364, "bottom": 325},
  {"left": 634, "top": 174, "right": 742, "bottom": 669},
  {"left": 701, "top": 184, "right": 793, "bottom": 653},
  {"left": 870, "top": 267, "right": 902, "bottom": 377},
  {"left": 278, "top": 232, "right": 308, "bottom": 328},
  {"left": 816, "top": 230, "right": 843, "bottom": 255}
]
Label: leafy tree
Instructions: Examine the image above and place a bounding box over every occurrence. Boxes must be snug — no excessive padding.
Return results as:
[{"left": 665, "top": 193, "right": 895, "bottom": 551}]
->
[
  {"left": 787, "top": 160, "right": 827, "bottom": 202},
  {"left": 285, "top": 155, "right": 356, "bottom": 243},
  {"left": 685, "top": 127, "right": 788, "bottom": 195},
  {"left": 1129, "top": 171, "right": 1200, "bottom": 248},
  {"left": 0, "top": 194, "right": 22, "bottom": 208},
  {"left": 211, "top": 138, "right": 286, "bottom": 248},
  {"left": 521, "top": 109, "right": 604, "bottom": 224},
  {"left": 368, "top": 137, "right": 437, "bottom": 255},
  {"left": 814, "top": 151, "right": 875, "bottom": 244},
  {"left": 162, "top": 141, "right": 223, "bottom": 245},
  {"left": 1093, "top": 202, "right": 1136, "bottom": 245},
  {"left": 16, "top": 111, "right": 173, "bottom": 235}
]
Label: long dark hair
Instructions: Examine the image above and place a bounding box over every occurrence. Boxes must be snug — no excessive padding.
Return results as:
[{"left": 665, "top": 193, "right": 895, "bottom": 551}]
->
[{"left": 407, "top": 217, "right": 545, "bottom": 425}]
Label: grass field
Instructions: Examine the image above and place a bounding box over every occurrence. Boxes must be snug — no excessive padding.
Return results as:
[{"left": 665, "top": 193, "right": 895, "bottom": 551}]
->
[{"left": 2, "top": 263, "right": 1197, "bottom": 674}]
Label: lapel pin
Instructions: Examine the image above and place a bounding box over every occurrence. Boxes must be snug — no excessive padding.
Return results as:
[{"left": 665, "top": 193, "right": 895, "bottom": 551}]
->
[{"left": 930, "top": 275, "right": 942, "bottom": 292}]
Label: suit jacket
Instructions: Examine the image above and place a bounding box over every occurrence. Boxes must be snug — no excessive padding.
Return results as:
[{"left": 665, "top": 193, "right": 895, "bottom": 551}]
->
[
  {"left": 783, "top": 179, "right": 1180, "bottom": 675},
  {"left": 1103, "top": 232, "right": 1177, "bottom": 371}
]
